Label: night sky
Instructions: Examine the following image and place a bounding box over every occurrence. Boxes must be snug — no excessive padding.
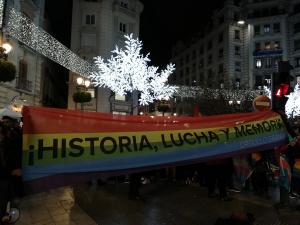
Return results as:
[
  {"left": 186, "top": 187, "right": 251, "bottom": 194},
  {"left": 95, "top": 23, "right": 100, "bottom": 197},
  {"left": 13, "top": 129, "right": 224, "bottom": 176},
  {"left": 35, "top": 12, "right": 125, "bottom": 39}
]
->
[
  {"left": 45, "top": 0, "right": 223, "bottom": 66},
  {"left": 139, "top": 1, "right": 223, "bottom": 66}
]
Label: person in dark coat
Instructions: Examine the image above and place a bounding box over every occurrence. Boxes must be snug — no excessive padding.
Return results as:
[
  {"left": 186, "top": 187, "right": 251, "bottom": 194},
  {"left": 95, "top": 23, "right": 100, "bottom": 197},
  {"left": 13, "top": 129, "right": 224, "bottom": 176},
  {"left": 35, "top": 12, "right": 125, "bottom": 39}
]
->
[
  {"left": 0, "top": 119, "right": 23, "bottom": 224},
  {"left": 205, "top": 158, "right": 232, "bottom": 201}
]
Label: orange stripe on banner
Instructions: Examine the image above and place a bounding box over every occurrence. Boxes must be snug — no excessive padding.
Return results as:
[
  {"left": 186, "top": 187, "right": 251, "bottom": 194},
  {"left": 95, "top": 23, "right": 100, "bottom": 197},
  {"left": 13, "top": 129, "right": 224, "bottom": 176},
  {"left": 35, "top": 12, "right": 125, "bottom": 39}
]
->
[{"left": 22, "top": 106, "right": 282, "bottom": 134}]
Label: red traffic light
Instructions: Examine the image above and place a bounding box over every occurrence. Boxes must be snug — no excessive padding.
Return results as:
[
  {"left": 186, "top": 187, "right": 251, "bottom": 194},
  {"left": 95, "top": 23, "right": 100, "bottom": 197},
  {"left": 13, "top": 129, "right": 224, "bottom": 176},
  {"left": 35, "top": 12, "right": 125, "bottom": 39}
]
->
[{"left": 275, "top": 83, "right": 289, "bottom": 97}]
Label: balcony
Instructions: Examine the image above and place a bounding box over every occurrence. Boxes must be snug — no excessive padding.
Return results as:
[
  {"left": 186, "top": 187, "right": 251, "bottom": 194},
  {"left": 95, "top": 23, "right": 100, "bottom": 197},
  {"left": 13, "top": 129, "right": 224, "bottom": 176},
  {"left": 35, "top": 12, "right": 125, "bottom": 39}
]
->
[
  {"left": 16, "top": 77, "right": 32, "bottom": 92},
  {"left": 253, "top": 49, "right": 282, "bottom": 56}
]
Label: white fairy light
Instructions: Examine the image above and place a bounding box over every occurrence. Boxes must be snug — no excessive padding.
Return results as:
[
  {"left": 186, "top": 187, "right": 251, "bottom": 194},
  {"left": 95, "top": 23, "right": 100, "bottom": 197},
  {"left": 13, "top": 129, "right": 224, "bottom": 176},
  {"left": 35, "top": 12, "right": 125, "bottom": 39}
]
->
[
  {"left": 4, "top": 7, "right": 95, "bottom": 78},
  {"left": 263, "top": 85, "right": 271, "bottom": 99},
  {"left": 285, "top": 84, "right": 300, "bottom": 118},
  {"left": 0, "top": 0, "right": 4, "bottom": 29},
  {"left": 174, "top": 86, "right": 264, "bottom": 102},
  {"left": 91, "top": 34, "right": 176, "bottom": 105}
]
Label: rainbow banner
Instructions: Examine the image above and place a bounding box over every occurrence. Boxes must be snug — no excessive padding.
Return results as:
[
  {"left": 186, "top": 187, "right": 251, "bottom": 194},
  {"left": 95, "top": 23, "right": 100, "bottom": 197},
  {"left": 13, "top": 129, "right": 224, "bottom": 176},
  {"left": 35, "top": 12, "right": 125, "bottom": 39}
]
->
[
  {"left": 294, "top": 159, "right": 300, "bottom": 178},
  {"left": 22, "top": 106, "right": 288, "bottom": 192}
]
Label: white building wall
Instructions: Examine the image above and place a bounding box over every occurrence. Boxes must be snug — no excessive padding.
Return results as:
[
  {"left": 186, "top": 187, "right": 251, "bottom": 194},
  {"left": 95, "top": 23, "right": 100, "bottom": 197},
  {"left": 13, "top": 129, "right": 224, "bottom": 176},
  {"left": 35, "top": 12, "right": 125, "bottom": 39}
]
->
[
  {"left": 68, "top": 0, "right": 143, "bottom": 113},
  {"left": 0, "top": 0, "right": 45, "bottom": 109}
]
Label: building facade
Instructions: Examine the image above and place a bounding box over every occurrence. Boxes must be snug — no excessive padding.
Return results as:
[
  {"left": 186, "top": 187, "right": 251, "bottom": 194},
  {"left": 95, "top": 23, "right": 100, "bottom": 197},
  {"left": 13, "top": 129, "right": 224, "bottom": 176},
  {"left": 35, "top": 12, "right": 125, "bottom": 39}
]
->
[
  {"left": 68, "top": 0, "right": 143, "bottom": 114},
  {"left": 0, "top": 0, "right": 47, "bottom": 111},
  {"left": 170, "top": 0, "right": 300, "bottom": 90}
]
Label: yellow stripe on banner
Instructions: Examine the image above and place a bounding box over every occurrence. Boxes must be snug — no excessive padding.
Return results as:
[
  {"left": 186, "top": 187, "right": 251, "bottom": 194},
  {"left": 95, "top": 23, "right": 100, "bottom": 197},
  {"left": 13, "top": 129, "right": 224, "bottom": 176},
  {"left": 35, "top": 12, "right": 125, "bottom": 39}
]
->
[
  {"left": 22, "top": 126, "right": 233, "bottom": 151},
  {"left": 22, "top": 116, "right": 284, "bottom": 152}
]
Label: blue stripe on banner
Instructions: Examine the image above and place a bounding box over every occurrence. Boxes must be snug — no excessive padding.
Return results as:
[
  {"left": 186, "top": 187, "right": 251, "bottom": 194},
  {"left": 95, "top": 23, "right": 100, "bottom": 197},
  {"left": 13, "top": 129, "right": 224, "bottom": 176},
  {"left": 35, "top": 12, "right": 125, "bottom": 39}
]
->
[{"left": 23, "top": 132, "right": 286, "bottom": 180}]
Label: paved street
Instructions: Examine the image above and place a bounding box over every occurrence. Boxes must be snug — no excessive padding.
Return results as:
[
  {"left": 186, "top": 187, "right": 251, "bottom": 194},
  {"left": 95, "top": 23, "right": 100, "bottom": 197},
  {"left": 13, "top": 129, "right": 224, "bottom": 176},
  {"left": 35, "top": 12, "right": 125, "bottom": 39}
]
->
[
  {"left": 73, "top": 180, "right": 300, "bottom": 225},
  {"left": 14, "top": 178, "right": 300, "bottom": 225}
]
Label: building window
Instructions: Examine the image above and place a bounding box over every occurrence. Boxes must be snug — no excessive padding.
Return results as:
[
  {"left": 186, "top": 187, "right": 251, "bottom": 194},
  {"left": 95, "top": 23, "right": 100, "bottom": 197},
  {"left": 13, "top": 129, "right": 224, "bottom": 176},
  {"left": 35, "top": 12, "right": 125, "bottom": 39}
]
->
[
  {"left": 273, "top": 23, "right": 280, "bottom": 33},
  {"left": 120, "top": 1, "right": 128, "bottom": 8},
  {"left": 235, "top": 61, "right": 241, "bottom": 72},
  {"left": 254, "top": 25, "right": 260, "bottom": 35},
  {"left": 208, "top": 54, "right": 212, "bottom": 64},
  {"left": 207, "top": 69, "right": 213, "bottom": 78},
  {"left": 192, "top": 76, "right": 197, "bottom": 85},
  {"left": 218, "top": 32, "right": 223, "bottom": 43},
  {"left": 186, "top": 67, "right": 190, "bottom": 75},
  {"left": 19, "top": 60, "right": 28, "bottom": 80},
  {"left": 218, "top": 64, "right": 223, "bottom": 74},
  {"left": 180, "top": 58, "right": 183, "bottom": 66},
  {"left": 235, "top": 46, "right": 241, "bottom": 55},
  {"left": 264, "top": 42, "right": 271, "bottom": 50},
  {"left": 180, "top": 70, "right": 183, "bottom": 77},
  {"left": 199, "top": 46, "right": 204, "bottom": 55},
  {"left": 234, "top": 30, "right": 240, "bottom": 40},
  {"left": 294, "top": 39, "right": 300, "bottom": 51},
  {"left": 186, "top": 54, "right": 190, "bottom": 63},
  {"left": 294, "top": 22, "right": 300, "bottom": 34},
  {"left": 255, "top": 42, "right": 261, "bottom": 51},
  {"left": 255, "top": 76, "right": 263, "bottom": 86},
  {"left": 185, "top": 78, "right": 190, "bottom": 85},
  {"left": 199, "top": 59, "right": 204, "bottom": 68},
  {"left": 274, "top": 41, "right": 281, "bottom": 49},
  {"left": 85, "top": 14, "right": 95, "bottom": 25},
  {"left": 295, "top": 57, "right": 300, "bottom": 67},
  {"left": 219, "top": 48, "right": 223, "bottom": 58},
  {"left": 119, "top": 22, "right": 127, "bottom": 33},
  {"left": 234, "top": 12, "right": 239, "bottom": 21},
  {"left": 192, "top": 63, "right": 196, "bottom": 72},
  {"left": 255, "top": 59, "right": 262, "bottom": 68},
  {"left": 219, "top": 15, "right": 224, "bottom": 25},
  {"left": 265, "top": 58, "right": 272, "bottom": 68},
  {"left": 199, "top": 72, "right": 204, "bottom": 82},
  {"left": 264, "top": 24, "right": 270, "bottom": 33},
  {"left": 207, "top": 41, "right": 213, "bottom": 50},
  {"left": 192, "top": 50, "right": 196, "bottom": 59}
]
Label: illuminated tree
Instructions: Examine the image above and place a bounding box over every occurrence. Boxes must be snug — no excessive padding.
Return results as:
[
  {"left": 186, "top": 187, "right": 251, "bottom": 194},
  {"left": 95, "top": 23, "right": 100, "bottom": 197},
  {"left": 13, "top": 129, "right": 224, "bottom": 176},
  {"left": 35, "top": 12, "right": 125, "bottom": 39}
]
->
[
  {"left": 90, "top": 34, "right": 176, "bottom": 105},
  {"left": 285, "top": 84, "right": 300, "bottom": 118}
]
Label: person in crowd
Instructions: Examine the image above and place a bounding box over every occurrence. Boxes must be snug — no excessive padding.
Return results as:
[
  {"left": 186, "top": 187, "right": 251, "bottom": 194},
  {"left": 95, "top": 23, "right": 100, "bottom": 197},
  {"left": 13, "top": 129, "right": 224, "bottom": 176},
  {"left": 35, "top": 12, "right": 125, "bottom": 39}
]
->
[
  {"left": 2, "top": 116, "right": 23, "bottom": 199},
  {"left": 0, "top": 119, "right": 22, "bottom": 224},
  {"left": 287, "top": 127, "right": 300, "bottom": 199},
  {"left": 274, "top": 111, "right": 298, "bottom": 206},
  {"left": 205, "top": 158, "right": 232, "bottom": 201},
  {"left": 128, "top": 173, "right": 142, "bottom": 201},
  {"left": 250, "top": 151, "right": 271, "bottom": 198}
]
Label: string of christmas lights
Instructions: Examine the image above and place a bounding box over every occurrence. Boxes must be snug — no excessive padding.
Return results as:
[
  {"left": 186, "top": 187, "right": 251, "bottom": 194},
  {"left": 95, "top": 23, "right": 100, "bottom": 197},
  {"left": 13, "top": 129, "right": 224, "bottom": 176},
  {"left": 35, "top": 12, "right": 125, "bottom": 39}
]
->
[
  {"left": 5, "top": 7, "right": 96, "bottom": 78},
  {"left": 2, "top": 6, "right": 274, "bottom": 107},
  {"left": 174, "top": 86, "right": 268, "bottom": 102},
  {"left": 0, "top": 0, "right": 4, "bottom": 29}
]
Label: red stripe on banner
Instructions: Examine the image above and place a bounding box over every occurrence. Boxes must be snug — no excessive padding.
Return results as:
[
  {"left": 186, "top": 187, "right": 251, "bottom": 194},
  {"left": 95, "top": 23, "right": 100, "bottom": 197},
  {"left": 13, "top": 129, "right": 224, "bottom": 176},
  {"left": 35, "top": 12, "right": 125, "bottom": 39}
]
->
[{"left": 22, "top": 106, "right": 281, "bottom": 134}]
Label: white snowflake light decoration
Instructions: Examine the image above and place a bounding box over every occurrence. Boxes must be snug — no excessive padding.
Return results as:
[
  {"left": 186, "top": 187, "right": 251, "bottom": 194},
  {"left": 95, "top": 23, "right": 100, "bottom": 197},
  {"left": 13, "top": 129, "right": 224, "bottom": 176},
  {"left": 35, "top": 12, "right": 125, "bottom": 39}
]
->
[
  {"left": 285, "top": 84, "right": 300, "bottom": 118},
  {"left": 91, "top": 34, "right": 176, "bottom": 105}
]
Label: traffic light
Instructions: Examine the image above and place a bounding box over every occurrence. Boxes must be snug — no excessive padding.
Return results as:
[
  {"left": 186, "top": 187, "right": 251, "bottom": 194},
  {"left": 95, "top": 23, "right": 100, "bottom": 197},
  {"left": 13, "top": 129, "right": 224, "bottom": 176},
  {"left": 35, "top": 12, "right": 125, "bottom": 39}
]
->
[{"left": 271, "top": 61, "right": 291, "bottom": 110}]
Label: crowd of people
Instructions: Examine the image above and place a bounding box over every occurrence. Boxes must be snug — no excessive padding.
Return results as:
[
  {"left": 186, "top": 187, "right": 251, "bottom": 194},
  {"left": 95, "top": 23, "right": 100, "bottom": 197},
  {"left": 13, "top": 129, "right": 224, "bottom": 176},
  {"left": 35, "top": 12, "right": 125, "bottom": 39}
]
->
[
  {"left": 127, "top": 118, "right": 300, "bottom": 207},
  {"left": 0, "top": 116, "right": 23, "bottom": 225},
  {"left": 184, "top": 122, "right": 300, "bottom": 205},
  {"left": 0, "top": 111, "right": 299, "bottom": 224}
]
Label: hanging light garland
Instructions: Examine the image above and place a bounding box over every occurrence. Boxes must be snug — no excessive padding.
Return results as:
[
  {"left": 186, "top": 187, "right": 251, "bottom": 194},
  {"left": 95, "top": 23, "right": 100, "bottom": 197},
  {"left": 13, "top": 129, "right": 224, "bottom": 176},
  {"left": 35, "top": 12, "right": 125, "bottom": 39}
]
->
[
  {"left": 174, "top": 86, "right": 268, "bottom": 102},
  {"left": 0, "top": 0, "right": 4, "bottom": 29},
  {"left": 4, "top": 7, "right": 96, "bottom": 78},
  {"left": 2, "top": 5, "right": 272, "bottom": 106}
]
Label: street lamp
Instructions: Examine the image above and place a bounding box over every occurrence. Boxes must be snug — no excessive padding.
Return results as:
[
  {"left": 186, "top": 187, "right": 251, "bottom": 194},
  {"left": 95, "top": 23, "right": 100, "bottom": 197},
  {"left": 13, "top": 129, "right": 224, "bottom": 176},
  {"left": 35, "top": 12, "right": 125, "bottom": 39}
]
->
[
  {"left": 0, "top": 41, "right": 15, "bottom": 83},
  {"left": 0, "top": 42, "right": 12, "bottom": 60},
  {"left": 73, "top": 76, "right": 92, "bottom": 110},
  {"left": 237, "top": 20, "right": 245, "bottom": 25}
]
